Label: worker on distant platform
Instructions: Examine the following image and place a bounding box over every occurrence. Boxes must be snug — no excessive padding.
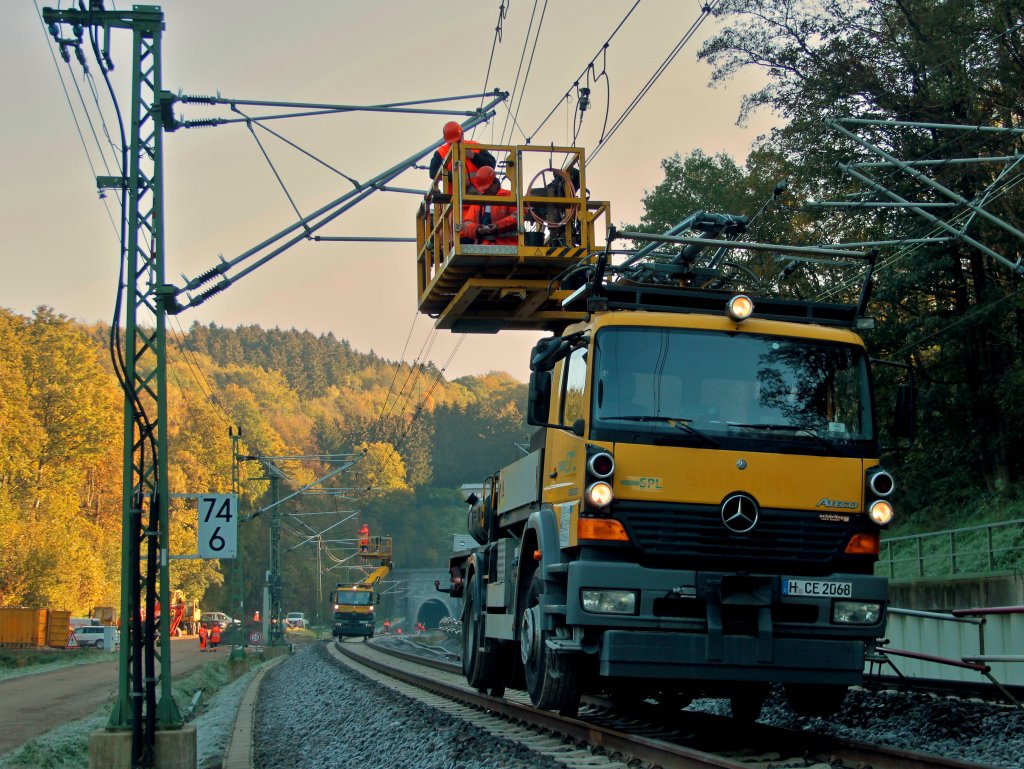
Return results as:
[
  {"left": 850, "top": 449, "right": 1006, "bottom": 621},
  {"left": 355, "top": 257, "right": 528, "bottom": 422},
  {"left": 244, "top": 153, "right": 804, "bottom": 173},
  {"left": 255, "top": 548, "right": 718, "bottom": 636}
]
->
[
  {"left": 358, "top": 523, "right": 370, "bottom": 552},
  {"left": 383, "top": 619, "right": 391, "bottom": 634},
  {"left": 463, "top": 166, "right": 518, "bottom": 246},
  {"left": 253, "top": 609, "right": 260, "bottom": 623},
  {"left": 209, "top": 623, "right": 221, "bottom": 651},
  {"left": 198, "top": 623, "right": 208, "bottom": 652},
  {"left": 428, "top": 121, "right": 496, "bottom": 185}
]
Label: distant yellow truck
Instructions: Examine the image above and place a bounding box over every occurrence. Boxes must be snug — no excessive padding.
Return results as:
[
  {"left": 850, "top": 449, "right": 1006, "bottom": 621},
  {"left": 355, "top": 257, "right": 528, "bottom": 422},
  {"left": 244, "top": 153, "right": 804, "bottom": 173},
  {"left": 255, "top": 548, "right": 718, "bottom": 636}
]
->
[{"left": 91, "top": 606, "right": 117, "bottom": 626}]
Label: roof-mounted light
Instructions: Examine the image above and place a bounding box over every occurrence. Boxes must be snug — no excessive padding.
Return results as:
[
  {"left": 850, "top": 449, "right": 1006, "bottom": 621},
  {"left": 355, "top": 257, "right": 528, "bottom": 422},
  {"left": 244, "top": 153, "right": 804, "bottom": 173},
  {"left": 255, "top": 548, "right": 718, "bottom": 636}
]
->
[{"left": 726, "top": 294, "right": 754, "bottom": 322}]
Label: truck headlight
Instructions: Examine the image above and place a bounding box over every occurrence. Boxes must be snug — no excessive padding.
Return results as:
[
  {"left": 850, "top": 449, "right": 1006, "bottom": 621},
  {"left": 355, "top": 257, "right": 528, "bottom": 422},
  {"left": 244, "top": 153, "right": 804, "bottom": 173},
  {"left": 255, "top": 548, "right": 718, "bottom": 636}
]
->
[
  {"left": 833, "top": 600, "right": 882, "bottom": 624},
  {"left": 586, "top": 481, "right": 613, "bottom": 507},
  {"left": 581, "top": 589, "right": 637, "bottom": 614},
  {"left": 869, "top": 499, "right": 894, "bottom": 525}
]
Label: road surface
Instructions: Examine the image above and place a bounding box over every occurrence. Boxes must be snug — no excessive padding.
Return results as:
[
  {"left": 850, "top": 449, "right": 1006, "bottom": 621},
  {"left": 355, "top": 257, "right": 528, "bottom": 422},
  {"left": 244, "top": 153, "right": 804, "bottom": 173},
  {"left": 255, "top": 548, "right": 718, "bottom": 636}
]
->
[{"left": 0, "top": 636, "right": 213, "bottom": 755}]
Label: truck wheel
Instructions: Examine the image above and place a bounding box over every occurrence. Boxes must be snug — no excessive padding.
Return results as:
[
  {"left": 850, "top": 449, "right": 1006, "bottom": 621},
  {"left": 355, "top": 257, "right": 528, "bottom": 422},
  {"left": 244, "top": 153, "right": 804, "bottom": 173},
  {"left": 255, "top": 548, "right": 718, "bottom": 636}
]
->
[
  {"left": 784, "top": 683, "right": 848, "bottom": 717},
  {"left": 462, "top": 572, "right": 504, "bottom": 696},
  {"left": 520, "top": 573, "right": 580, "bottom": 716},
  {"left": 729, "top": 684, "right": 768, "bottom": 721}
]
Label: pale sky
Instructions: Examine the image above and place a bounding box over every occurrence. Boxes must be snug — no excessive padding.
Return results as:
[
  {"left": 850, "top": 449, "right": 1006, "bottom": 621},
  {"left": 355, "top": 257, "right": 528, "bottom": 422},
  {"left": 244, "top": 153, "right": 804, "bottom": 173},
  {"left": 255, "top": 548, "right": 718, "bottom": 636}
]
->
[{"left": 4, "top": 0, "right": 776, "bottom": 381}]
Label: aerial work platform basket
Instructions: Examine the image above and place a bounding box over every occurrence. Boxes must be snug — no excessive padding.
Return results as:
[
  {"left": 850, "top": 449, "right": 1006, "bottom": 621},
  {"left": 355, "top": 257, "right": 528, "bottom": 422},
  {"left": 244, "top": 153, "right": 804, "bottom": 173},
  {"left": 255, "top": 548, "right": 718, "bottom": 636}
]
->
[
  {"left": 359, "top": 535, "right": 393, "bottom": 565},
  {"left": 415, "top": 143, "right": 610, "bottom": 333}
]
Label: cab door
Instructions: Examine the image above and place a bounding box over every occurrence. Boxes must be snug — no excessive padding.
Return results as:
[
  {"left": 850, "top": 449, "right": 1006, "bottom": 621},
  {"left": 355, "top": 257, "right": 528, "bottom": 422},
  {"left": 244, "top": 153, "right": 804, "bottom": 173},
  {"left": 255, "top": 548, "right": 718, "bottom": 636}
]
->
[{"left": 543, "top": 347, "right": 588, "bottom": 544}]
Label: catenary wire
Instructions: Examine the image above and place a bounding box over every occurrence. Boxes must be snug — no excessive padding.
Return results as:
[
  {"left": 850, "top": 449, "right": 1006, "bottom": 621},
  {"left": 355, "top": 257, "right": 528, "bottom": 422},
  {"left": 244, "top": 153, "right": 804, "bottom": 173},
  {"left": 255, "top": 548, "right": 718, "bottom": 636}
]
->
[{"left": 498, "top": 0, "right": 541, "bottom": 144}]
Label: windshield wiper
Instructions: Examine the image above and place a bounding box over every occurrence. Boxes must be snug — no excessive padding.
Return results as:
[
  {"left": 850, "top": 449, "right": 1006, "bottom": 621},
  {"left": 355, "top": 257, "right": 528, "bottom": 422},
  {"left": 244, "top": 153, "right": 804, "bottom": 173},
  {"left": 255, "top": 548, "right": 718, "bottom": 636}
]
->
[
  {"left": 726, "top": 422, "right": 837, "bottom": 448},
  {"left": 603, "top": 415, "right": 720, "bottom": 448}
]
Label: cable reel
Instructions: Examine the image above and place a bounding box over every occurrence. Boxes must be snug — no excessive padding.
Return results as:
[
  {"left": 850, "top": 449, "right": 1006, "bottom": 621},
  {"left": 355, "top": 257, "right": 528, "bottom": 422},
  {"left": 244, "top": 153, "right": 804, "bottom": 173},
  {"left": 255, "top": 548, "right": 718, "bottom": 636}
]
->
[{"left": 524, "top": 167, "right": 579, "bottom": 229}]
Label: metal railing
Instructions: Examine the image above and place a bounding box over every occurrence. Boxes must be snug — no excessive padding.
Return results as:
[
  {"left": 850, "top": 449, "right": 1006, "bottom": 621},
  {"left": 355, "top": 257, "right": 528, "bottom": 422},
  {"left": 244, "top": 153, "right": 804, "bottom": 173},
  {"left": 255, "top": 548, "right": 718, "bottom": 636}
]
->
[
  {"left": 870, "top": 605, "right": 1024, "bottom": 705},
  {"left": 877, "top": 518, "right": 1024, "bottom": 580}
]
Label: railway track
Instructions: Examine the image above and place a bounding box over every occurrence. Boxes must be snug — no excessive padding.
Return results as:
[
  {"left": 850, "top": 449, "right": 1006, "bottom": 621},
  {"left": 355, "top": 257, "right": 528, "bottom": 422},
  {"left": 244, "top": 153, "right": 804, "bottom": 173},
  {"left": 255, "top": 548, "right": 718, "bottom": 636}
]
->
[{"left": 329, "top": 637, "right": 1000, "bottom": 769}]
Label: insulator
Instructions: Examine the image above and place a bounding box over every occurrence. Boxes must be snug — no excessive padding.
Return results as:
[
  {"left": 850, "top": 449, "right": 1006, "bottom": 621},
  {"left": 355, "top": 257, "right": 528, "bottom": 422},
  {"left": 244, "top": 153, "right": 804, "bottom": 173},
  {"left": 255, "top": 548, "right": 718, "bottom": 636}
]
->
[
  {"left": 182, "top": 119, "right": 224, "bottom": 129},
  {"left": 179, "top": 93, "right": 218, "bottom": 104},
  {"left": 190, "top": 266, "right": 224, "bottom": 288},
  {"left": 198, "top": 283, "right": 227, "bottom": 302}
]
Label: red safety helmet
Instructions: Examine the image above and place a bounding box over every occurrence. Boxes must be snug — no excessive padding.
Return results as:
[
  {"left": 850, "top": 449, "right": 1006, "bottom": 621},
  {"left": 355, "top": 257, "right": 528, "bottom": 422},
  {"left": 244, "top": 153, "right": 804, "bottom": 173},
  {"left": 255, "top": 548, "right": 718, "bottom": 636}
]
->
[
  {"left": 443, "top": 121, "right": 463, "bottom": 143},
  {"left": 470, "top": 166, "right": 497, "bottom": 192}
]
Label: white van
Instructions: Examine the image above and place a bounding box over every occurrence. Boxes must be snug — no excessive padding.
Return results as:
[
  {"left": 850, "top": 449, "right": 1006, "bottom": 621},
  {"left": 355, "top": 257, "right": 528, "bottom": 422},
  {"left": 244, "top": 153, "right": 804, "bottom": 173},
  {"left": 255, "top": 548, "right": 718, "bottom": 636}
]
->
[{"left": 75, "top": 625, "right": 119, "bottom": 651}]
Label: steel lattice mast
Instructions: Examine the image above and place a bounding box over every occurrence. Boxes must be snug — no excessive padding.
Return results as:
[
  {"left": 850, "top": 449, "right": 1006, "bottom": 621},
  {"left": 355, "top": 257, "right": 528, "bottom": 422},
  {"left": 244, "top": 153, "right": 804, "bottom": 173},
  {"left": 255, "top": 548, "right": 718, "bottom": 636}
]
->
[{"left": 43, "top": 5, "right": 181, "bottom": 765}]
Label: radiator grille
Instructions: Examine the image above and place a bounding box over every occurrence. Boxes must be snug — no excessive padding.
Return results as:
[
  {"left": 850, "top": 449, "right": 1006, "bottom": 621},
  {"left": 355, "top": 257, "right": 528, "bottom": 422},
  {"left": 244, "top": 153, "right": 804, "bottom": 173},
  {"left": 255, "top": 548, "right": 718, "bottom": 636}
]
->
[{"left": 615, "top": 502, "right": 859, "bottom": 572}]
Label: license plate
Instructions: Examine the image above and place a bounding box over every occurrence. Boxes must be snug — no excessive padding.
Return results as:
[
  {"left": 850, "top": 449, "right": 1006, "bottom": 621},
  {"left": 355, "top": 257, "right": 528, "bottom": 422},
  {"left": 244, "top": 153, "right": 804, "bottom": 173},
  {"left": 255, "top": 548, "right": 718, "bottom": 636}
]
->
[{"left": 782, "top": 579, "right": 852, "bottom": 597}]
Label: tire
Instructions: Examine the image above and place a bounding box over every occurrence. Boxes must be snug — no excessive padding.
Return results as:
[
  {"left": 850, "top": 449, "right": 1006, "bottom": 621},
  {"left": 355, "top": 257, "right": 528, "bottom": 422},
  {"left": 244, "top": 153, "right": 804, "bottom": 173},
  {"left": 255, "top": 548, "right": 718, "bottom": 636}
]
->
[
  {"left": 96, "top": 639, "right": 104, "bottom": 650},
  {"left": 784, "top": 683, "right": 848, "bottom": 717},
  {"left": 520, "top": 572, "right": 580, "bottom": 716},
  {"left": 462, "top": 571, "right": 504, "bottom": 696},
  {"left": 729, "top": 684, "right": 768, "bottom": 722}
]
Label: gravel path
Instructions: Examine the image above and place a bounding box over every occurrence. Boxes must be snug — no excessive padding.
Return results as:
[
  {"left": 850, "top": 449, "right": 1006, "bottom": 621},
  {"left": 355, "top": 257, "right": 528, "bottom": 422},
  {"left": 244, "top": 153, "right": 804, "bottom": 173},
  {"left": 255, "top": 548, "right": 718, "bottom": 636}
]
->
[{"left": 251, "top": 641, "right": 1024, "bottom": 769}]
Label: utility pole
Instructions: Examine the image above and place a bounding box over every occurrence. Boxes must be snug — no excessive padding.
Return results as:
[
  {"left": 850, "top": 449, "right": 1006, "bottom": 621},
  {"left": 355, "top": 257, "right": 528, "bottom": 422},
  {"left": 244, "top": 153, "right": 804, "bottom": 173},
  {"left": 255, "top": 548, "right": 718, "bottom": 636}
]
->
[
  {"left": 43, "top": 5, "right": 183, "bottom": 767},
  {"left": 268, "top": 476, "right": 283, "bottom": 646},
  {"left": 229, "top": 428, "right": 247, "bottom": 659}
]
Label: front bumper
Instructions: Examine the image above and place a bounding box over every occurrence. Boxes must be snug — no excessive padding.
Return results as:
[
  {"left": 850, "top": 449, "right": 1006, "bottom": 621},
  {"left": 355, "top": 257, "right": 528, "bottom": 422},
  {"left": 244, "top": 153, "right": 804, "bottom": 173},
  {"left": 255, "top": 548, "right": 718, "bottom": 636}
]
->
[
  {"left": 562, "top": 560, "right": 887, "bottom": 683},
  {"left": 333, "top": 614, "right": 374, "bottom": 637}
]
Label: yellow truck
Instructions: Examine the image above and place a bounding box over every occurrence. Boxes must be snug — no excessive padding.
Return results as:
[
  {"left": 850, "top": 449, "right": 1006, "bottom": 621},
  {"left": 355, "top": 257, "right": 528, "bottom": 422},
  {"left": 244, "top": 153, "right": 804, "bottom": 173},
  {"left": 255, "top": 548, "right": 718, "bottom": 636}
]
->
[
  {"left": 332, "top": 536, "right": 393, "bottom": 639},
  {"left": 420, "top": 142, "right": 912, "bottom": 719}
]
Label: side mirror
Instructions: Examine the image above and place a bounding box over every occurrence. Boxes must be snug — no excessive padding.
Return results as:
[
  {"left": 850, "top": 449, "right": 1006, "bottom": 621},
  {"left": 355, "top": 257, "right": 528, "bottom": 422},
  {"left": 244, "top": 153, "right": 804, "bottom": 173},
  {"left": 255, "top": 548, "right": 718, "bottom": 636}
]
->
[
  {"left": 892, "top": 382, "right": 916, "bottom": 442},
  {"left": 527, "top": 371, "right": 552, "bottom": 426},
  {"left": 571, "top": 418, "right": 585, "bottom": 437}
]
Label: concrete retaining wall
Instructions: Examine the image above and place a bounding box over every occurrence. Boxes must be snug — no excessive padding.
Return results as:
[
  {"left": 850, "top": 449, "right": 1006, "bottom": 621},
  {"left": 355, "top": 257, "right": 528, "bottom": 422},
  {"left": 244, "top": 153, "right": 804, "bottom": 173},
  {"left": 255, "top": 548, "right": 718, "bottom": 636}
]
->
[{"left": 890, "top": 573, "right": 1024, "bottom": 612}]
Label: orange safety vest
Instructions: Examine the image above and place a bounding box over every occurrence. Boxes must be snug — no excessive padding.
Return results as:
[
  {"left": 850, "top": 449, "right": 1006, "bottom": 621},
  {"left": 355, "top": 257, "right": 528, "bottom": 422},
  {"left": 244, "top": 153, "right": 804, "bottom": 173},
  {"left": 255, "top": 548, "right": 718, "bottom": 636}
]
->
[
  {"left": 430, "top": 140, "right": 495, "bottom": 183},
  {"left": 463, "top": 188, "right": 518, "bottom": 245},
  {"left": 210, "top": 625, "right": 221, "bottom": 643}
]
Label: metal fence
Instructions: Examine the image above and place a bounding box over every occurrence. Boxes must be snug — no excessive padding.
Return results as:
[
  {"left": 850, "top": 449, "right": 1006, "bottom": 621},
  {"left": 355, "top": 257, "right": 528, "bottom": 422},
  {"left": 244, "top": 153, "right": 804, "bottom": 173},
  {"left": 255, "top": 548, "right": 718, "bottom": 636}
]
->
[
  {"left": 870, "top": 606, "right": 1024, "bottom": 701},
  {"left": 877, "top": 518, "right": 1024, "bottom": 581}
]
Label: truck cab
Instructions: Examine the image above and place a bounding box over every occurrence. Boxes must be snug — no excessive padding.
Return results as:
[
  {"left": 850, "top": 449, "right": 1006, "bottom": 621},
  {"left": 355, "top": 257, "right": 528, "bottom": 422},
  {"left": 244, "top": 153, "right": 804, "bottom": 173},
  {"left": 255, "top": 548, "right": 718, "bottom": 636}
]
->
[{"left": 456, "top": 293, "right": 904, "bottom": 717}]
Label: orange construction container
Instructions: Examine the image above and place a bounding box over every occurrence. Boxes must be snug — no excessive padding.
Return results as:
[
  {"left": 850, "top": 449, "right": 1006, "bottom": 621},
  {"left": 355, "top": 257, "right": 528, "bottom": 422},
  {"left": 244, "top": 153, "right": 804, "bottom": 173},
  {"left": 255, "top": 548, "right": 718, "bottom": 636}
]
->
[
  {"left": 0, "top": 608, "right": 75, "bottom": 648},
  {"left": 46, "top": 610, "right": 72, "bottom": 648},
  {"left": 0, "top": 608, "right": 47, "bottom": 647}
]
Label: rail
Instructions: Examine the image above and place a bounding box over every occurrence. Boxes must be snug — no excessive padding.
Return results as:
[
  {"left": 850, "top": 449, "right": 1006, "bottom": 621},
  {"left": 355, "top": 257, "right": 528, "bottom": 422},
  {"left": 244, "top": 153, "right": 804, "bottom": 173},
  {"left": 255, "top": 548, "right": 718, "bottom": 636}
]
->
[
  {"left": 877, "top": 518, "right": 1024, "bottom": 580},
  {"left": 337, "top": 638, "right": 991, "bottom": 769}
]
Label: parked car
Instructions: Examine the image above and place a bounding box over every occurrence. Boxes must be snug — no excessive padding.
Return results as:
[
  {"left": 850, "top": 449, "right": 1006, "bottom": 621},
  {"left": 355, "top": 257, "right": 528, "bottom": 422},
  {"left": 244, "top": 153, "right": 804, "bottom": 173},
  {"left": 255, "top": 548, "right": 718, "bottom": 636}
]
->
[
  {"left": 75, "top": 625, "right": 119, "bottom": 649},
  {"left": 285, "top": 612, "right": 307, "bottom": 629},
  {"left": 199, "top": 611, "right": 238, "bottom": 630}
]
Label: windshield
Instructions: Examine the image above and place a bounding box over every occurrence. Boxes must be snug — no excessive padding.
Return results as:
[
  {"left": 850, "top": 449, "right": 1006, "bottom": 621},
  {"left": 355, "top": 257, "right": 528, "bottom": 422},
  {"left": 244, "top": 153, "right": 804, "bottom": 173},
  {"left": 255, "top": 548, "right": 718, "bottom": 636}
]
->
[
  {"left": 336, "top": 590, "right": 372, "bottom": 607},
  {"left": 591, "top": 326, "right": 874, "bottom": 446}
]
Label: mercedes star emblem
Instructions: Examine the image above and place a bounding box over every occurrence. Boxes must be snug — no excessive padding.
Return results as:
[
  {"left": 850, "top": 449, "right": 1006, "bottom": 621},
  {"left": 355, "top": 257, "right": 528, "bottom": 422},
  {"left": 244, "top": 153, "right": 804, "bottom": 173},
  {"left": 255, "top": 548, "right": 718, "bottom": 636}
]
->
[{"left": 721, "top": 493, "right": 759, "bottom": 533}]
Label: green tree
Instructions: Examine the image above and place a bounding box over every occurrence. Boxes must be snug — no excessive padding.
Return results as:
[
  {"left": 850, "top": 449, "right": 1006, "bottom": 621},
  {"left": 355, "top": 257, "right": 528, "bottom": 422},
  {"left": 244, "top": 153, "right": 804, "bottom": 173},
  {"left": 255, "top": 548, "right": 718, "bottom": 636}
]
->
[{"left": 697, "top": 0, "right": 1024, "bottom": 511}]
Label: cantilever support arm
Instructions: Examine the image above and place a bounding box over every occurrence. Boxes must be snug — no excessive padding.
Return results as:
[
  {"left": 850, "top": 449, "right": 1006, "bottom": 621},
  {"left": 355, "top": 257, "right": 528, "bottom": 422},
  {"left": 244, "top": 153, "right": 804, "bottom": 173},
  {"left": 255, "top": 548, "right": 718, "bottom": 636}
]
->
[{"left": 168, "top": 91, "right": 509, "bottom": 313}]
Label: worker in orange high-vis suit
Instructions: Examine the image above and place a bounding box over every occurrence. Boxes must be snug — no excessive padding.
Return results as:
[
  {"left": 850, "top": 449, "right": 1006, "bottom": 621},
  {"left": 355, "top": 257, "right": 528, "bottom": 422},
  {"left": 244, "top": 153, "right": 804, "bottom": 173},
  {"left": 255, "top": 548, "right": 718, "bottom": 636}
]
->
[
  {"left": 428, "top": 121, "right": 496, "bottom": 184},
  {"left": 462, "top": 166, "right": 518, "bottom": 245},
  {"left": 358, "top": 523, "right": 370, "bottom": 552}
]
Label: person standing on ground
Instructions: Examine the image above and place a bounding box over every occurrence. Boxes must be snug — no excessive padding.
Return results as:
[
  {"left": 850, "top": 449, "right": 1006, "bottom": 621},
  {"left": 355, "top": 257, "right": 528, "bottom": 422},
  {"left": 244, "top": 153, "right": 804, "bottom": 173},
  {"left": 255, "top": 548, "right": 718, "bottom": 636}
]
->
[
  {"left": 209, "top": 623, "right": 221, "bottom": 651},
  {"left": 198, "top": 623, "right": 207, "bottom": 652}
]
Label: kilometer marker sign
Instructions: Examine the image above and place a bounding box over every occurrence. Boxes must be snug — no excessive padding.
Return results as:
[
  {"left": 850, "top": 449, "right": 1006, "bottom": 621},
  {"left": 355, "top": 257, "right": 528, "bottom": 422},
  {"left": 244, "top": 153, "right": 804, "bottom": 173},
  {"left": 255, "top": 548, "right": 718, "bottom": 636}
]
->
[{"left": 198, "top": 494, "right": 238, "bottom": 559}]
